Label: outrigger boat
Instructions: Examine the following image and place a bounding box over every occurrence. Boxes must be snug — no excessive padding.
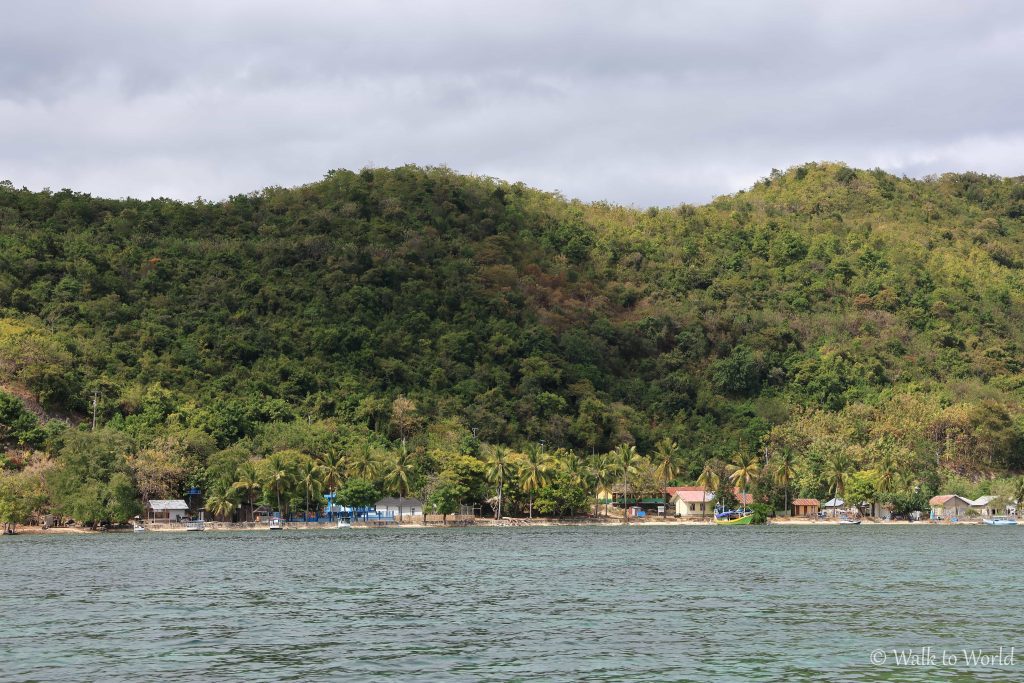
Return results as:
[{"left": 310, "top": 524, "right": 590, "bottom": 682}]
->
[
  {"left": 982, "top": 517, "right": 1017, "bottom": 526},
  {"left": 714, "top": 506, "right": 754, "bottom": 525}
]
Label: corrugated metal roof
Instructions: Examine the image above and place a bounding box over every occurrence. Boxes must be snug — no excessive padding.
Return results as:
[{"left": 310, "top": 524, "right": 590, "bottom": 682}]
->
[{"left": 148, "top": 499, "right": 189, "bottom": 511}]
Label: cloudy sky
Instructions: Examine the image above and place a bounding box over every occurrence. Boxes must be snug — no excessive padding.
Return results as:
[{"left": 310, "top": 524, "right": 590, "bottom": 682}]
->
[{"left": 2, "top": 1, "right": 1023, "bottom": 206}]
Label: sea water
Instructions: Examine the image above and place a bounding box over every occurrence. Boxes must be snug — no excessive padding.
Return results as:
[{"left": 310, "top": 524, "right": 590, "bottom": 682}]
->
[{"left": 1, "top": 524, "right": 1020, "bottom": 681}]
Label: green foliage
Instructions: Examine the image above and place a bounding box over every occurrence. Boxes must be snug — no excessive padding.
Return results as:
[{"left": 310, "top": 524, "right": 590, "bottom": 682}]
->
[
  {"left": 426, "top": 472, "right": 467, "bottom": 519},
  {"left": 534, "top": 471, "right": 591, "bottom": 518},
  {"left": 2, "top": 163, "right": 1024, "bottom": 520},
  {"left": 0, "top": 390, "right": 43, "bottom": 446},
  {"left": 749, "top": 502, "right": 773, "bottom": 525},
  {"left": 337, "top": 477, "right": 380, "bottom": 510}
]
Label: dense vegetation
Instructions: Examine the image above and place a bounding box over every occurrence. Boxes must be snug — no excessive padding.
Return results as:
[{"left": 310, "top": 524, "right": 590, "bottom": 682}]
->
[{"left": 3, "top": 162, "right": 1024, "bottom": 528}]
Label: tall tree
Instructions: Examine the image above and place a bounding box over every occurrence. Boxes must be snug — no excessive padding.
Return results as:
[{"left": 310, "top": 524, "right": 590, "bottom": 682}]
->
[
  {"left": 347, "top": 443, "right": 379, "bottom": 481},
  {"left": 519, "top": 442, "right": 552, "bottom": 519},
  {"left": 772, "top": 449, "right": 797, "bottom": 514},
  {"left": 383, "top": 444, "right": 415, "bottom": 521},
  {"left": 263, "top": 453, "right": 293, "bottom": 516},
  {"left": 612, "top": 443, "right": 642, "bottom": 523},
  {"left": 825, "top": 451, "right": 853, "bottom": 517},
  {"left": 232, "top": 461, "right": 261, "bottom": 522},
  {"left": 653, "top": 438, "right": 682, "bottom": 515},
  {"left": 697, "top": 460, "right": 720, "bottom": 521},
  {"left": 318, "top": 448, "right": 346, "bottom": 519},
  {"left": 727, "top": 452, "right": 760, "bottom": 511},
  {"left": 484, "top": 444, "right": 510, "bottom": 520},
  {"left": 297, "top": 459, "right": 323, "bottom": 521}
]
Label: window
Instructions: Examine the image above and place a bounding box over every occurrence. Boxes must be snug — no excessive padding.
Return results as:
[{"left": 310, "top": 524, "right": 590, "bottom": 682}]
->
[{"left": 690, "top": 503, "right": 695, "bottom": 511}]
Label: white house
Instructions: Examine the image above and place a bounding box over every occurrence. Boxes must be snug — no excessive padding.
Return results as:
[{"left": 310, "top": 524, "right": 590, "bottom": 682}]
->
[
  {"left": 147, "top": 499, "right": 189, "bottom": 523},
  {"left": 374, "top": 497, "right": 423, "bottom": 517},
  {"left": 667, "top": 487, "right": 714, "bottom": 518}
]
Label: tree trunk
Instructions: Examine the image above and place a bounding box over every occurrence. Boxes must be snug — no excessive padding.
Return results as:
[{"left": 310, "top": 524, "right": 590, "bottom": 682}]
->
[{"left": 528, "top": 491, "right": 533, "bottom": 519}]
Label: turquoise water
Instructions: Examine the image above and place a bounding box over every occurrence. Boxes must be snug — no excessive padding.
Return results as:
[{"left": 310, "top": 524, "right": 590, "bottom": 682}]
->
[{"left": 1, "top": 525, "right": 1020, "bottom": 681}]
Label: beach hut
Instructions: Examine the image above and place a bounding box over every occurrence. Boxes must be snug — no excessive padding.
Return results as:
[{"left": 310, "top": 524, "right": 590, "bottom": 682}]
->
[
  {"left": 667, "top": 487, "right": 714, "bottom": 518},
  {"left": 928, "top": 494, "right": 972, "bottom": 520},
  {"left": 146, "top": 499, "right": 189, "bottom": 524},
  {"left": 822, "top": 498, "right": 845, "bottom": 516},
  {"left": 792, "top": 498, "right": 820, "bottom": 518}
]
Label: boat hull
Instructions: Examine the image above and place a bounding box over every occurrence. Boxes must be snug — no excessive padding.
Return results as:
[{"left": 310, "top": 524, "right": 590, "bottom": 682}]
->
[
  {"left": 714, "top": 514, "right": 754, "bottom": 525},
  {"left": 983, "top": 518, "right": 1017, "bottom": 526}
]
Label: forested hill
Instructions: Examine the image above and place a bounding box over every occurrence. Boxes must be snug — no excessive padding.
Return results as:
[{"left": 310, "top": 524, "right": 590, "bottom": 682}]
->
[{"left": 3, "top": 162, "right": 1024, "bottom": 502}]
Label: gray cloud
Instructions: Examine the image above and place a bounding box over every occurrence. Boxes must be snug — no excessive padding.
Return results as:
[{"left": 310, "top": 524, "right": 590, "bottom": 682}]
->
[{"left": 1, "top": 0, "right": 1022, "bottom": 206}]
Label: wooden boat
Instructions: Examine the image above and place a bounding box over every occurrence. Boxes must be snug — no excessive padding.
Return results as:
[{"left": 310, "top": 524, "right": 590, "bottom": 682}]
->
[
  {"left": 714, "top": 507, "right": 754, "bottom": 525},
  {"left": 982, "top": 517, "right": 1017, "bottom": 526}
]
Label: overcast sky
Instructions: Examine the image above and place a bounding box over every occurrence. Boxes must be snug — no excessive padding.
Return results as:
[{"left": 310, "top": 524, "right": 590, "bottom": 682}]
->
[{"left": 2, "top": 1, "right": 1023, "bottom": 207}]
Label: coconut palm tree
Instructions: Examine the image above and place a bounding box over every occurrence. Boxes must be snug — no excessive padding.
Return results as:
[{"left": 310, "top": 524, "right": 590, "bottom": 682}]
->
[
  {"left": 264, "top": 453, "right": 293, "bottom": 516},
  {"left": 772, "top": 449, "right": 797, "bottom": 514},
  {"left": 484, "top": 445, "right": 510, "bottom": 520},
  {"left": 727, "top": 452, "right": 760, "bottom": 512},
  {"left": 559, "top": 449, "right": 587, "bottom": 487},
  {"left": 589, "top": 451, "right": 616, "bottom": 516},
  {"left": 205, "top": 487, "right": 238, "bottom": 522},
  {"left": 612, "top": 443, "right": 642, "bottom": 523},
  {"left": 383, "top": 444, "right": 415, "bottom": 521},
  {"left": 232, "top": 461, "right": 262, "bottom": 522},
  {"left": 297, "top": 460, "right": 323, "bottom": 521},
  {"left": 348, "top": 442, "right": 379, "bottom": 481},
  {"left": 317, "top": 448, "right": 346, "bottom": 519},
  {"left": 825, "top": 450, "right": 853, "bottom": 517},
  {"left": 519, "top": 442, "right": 552, "bottom": 519},
  {"left": 653, "top": 438, "right": 683, "bottom": 516},
  {"left": 874, "top": 447, "right": 900, "bottom": 497},
  {"left": 696, "top": 460, "right": 720, "bottom": 521}
]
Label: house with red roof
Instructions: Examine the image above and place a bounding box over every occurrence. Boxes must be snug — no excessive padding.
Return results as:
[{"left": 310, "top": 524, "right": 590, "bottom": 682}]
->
[
  {"left": 792, "top": 498, "right": 820, "bottom": 517},
  {"left": 667, "top": 486, "right": 714, "bottom": 518}
]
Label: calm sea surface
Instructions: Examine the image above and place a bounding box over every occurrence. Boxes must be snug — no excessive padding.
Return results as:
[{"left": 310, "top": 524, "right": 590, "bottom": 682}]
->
[{"left": 1, "top": 524, "right": 1021, "bottom": 682}]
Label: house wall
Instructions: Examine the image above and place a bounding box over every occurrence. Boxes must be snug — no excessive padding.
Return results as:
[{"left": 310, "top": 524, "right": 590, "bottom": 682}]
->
[
  {"left": 378, "top": 504, "right": 421, "bottom": 516},
  {"left": 793, "top": 504, "right": 819, "bottom": 517},
  {"left": 673, "top": 499, "right": 710, "bottom": 517}
]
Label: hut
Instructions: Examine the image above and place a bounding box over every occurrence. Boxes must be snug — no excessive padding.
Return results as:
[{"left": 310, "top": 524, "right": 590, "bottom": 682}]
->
[
  {"left": 146, "top": 499, "right": 189, "bottom": 524},
  {"left": 929, "top": 494, "right": 973, "bottom": 520},
  {"left": 792, "top": 498, "right": 820, "bottom": 518}
]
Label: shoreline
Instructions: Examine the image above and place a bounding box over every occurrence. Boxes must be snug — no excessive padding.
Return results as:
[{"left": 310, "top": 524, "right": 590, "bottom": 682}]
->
[{"left": 5, "top": 516, "right": 978, "bottom": 535}]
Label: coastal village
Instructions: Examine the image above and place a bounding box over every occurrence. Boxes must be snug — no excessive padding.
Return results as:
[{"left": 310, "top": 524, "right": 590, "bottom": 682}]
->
[{"left": 37, "top": 486, "right": 1017, "bottom": 533}]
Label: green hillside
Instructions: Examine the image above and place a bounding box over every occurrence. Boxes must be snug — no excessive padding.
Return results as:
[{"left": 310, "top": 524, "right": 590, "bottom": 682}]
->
[{"left": 3, "top": 162, "right": 1024, "bottom": 525}]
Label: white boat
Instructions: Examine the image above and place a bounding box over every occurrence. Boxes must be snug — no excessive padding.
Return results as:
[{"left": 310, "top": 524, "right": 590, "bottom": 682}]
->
[
  {"left": 838, "top": 517, "right": 861, "bottom": 525},
  {"left": 132, "top": 523, "right": 146, "bottom": 533},
  {"left": 185, "top": 520, "right": 205, "bottom": 531},
  {"left": 337, "top": 520, "right": 351, "bottom": 528},
  {"left": 268, "top": 518, "right": 284, "bottom": 530},
  {"left": 983, "top": 517, "right": 1017, "bottom": 526}
]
